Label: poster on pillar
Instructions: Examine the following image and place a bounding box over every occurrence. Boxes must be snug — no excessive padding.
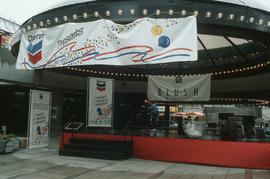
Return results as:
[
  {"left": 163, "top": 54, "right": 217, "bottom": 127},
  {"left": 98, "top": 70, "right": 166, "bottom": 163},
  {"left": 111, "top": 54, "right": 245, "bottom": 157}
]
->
[
  {"left": 28, "top": 90, "right": 51, "bottom": 148},
  {"left": 88, "top": 77, "right": 113, "bottom": 127},
  {"left": 147, "top": 74, "right": 211, "bottom": 101}
]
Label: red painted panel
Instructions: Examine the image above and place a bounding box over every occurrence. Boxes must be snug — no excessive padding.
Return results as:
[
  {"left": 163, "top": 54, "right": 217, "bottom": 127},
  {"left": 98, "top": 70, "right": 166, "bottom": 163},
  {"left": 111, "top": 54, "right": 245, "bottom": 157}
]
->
[{"left": 59, "top": 133, "right": 270, "bottom": 169}]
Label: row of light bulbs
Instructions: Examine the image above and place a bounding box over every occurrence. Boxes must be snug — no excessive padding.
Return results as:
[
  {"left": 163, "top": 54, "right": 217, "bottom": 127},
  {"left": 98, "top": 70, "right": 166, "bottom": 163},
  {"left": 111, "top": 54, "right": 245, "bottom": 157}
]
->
[
  {"left": 149, "top": 99, "right": 269, "bottom": 106},
  {"left": 210, "top": 97, "right": 269, "bottom": 104},
  {"left": 150, "top": 102, "right": 268, "bottom": 106},
  {"left": 23, "top": 9, "right": 270, "bottom": 32},
  {"left": 66, "top": 60, "right": 270, "bottom": 78}
]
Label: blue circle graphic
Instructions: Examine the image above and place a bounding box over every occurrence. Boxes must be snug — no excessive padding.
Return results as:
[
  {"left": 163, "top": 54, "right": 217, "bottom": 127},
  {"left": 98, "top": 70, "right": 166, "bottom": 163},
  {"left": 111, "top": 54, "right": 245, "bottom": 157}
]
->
[{"left": 158, "top": 36, "right": 170, "bottom": 48}]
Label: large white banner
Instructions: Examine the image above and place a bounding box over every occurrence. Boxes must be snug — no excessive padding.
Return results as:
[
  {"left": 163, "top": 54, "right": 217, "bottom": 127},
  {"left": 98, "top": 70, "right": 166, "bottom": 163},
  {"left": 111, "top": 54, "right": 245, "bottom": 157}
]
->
[
  {"left": 28, "top": 90, "right": 51, "bottom": 148},
  {"left": 88, "top": 77, "right": 113, "bottom": 127},
  {"left": 147, "top": 74, "right": 211, "bottom": 101},
  {"left": 17, "top": 17, "right": 197, "bottom": 69}
]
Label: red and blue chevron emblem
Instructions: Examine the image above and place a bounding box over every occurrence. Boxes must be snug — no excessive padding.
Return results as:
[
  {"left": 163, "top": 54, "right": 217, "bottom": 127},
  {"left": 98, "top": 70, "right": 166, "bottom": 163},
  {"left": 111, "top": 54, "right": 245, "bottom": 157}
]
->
[
  {"left": 27, "top": 40, "right": 43, "bottom": 64},
  {"left": 96, "top": 80, "right": 106, "bottom": 91}
]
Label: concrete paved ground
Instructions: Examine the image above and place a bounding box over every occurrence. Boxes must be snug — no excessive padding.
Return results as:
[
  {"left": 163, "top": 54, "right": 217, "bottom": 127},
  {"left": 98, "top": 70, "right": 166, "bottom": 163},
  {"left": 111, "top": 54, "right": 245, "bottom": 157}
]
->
[{"left": 0, "top": 136, "right": 269, "bottom": 179}]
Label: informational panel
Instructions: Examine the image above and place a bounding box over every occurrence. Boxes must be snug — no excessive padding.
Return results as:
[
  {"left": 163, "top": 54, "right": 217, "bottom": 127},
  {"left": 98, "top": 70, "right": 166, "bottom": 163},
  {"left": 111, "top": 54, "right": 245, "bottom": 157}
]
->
[
  {"left": 147, "top": 74, "right": 211, "bottom": 101},
  {"left": 17, "top": 17, "right": 197, "bottom": 69},
  {"left": 28, "top": 90, "right": 51, "bottom": 148},
  {"left": 88, "top": 77, "right": 113, "bottom": 127}
]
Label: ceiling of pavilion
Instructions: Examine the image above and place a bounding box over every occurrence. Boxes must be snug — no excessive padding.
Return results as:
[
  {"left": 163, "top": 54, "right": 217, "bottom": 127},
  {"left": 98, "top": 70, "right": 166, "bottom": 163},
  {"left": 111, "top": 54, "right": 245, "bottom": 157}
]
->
[{"left": 10, "top": 0, "right": 270, "bottom": 80}]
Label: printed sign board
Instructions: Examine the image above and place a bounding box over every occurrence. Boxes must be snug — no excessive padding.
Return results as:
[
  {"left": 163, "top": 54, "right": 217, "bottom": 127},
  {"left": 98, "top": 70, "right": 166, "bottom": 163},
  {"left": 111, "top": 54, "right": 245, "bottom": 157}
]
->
[
  {"left": 147, "top": 74, "right": 211, "bottom": 101},
  {"left": 88, "top": 77, "right": 113, "bottom": 127},
  {"left": 28, "top": 90, "right": 51, "bottom": 148}
]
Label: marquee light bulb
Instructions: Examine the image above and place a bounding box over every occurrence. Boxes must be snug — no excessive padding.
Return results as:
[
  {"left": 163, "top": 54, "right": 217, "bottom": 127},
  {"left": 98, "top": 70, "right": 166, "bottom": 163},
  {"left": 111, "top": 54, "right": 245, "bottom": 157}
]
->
[
  {"left": 118, "top": 9, "right": 123, "bottom": 15},
  {"left": 249, "top": 17, "right": 255, "bottom": 23},
  {"left": 229, "top": 14, "right": 234, "bottom": 20},
  {"left": 194, "top": 11, "right": 199, "bottom": 16},
  {"left": 240, "top": 15, "right": 245, "bottom": 21},
  {"left": 217, "top": 13, "right": 223, "bottom": 19},
  {"left": 54, "top": 17, "right": 59, "bottom": 23},
  {"left": 181, "top": 10, "right": 186, "bottom": 16},
  {"left": 205, "top": 11, "right": 211, "bottom": 18},
  {"left": 63, "top": 16, "right": 68, "bottom": 21},
  {"left": 83, "top": 13, "right": 88, "bottom": 18},
  {"left": 130, "top": 9, "right": 135, "bottom": 15},
  {"left": 106, "top": 10, "right": 111, "bottom": 16},
  {"left": 143, "top": 9, "right": 147, "bottom": 15},
  {"left": 169, "top": 10, "right": 174, "bottom": 15},
  {"left": 46, "top": 19, "right": 51, "bottom": 25},
  {"left": 94, "top": 11, "right": 99, "bottom": 17},
  {"left": 156, "top": 10, "right": 160, "bottom": 15}
]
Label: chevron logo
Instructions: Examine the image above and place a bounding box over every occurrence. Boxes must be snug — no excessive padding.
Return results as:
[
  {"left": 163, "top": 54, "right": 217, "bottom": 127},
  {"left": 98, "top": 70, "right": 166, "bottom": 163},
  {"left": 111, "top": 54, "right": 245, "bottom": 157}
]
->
[
  {"left": 96, "top": 80, "right": 106, "bottom": 91},
  {"left": 27, "top": 40, "right": 43, "bottom": 64}
]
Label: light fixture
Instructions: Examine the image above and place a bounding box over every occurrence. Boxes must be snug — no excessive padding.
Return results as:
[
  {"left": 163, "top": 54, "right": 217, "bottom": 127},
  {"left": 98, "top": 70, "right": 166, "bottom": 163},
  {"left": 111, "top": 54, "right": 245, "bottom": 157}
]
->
[
  {"left": 169, "top": 10, "right": 174, "bottom": 15},
  {"left": 143, "top": 9, "right": 147, "bottom": 15},
  {"left": 205, "top": 11, "right": 211, "bottom": 18},
  {"left": 27, "top": 25, "right": 31, "bottom": 31},
  {"left": 46, "top": 19, "right": 51, "bottom": 25},
  {"left": 73, "top": 14, "right": 77, "bottom": 20},
  {"left": 156, "top": 9, "right": 160, "bottom": 15},
  {"left": 249, "top": 17, "right": 255, "bottom": 23},
  {"left": 118, "top": 9, "right": 123, "bottom": 15},
  {"left": 228, "top": 14, "right": 234, "bottom": 20},
  {"left": 217, "top": 12, "right": 223, "bottom": 19},
  {"left": 193, "top": 11, "right": 199, "bottom": 16},
  {"left": 94, "top": 11, "right": 99, "bottom": 17},
  {"left": 181, "top": 10, "right": 186, "bottom": 16},
  {"left": 54, "top": 17, "right": 59, "bottom": 23},
  {"left": 63, "top": 16, "right": 68, "bottom": 21},
  {"left": 33, "top": 24, "right": 37, "bottom": 29},
  {"left": 106, "top": 10, "right": 111, "bottom": 16},
  {"left": 259, "top": 19, "right": 263, "bottom": 25},
  {"left": 239, "top": 15, "right": 245, "bottom": 21},
  {"left": 83, "top": 13, "right": 88, "bottom": 18},
  {"left": 130, "top": 9, "right": 135, "bottom": 15},
  {"left": 39, "top": 21, "right": 44, "bottom": 27}
]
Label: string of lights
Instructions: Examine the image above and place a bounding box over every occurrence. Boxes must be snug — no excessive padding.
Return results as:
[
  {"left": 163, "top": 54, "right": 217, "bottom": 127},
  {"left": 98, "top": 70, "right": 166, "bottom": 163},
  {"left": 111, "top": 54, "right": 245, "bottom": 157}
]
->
[
  {"left": 22, "top": 9, "right": 270, "bottom": 32},
  {"left": 65, "top": 60, "right": 270, "bottom": 78},
  {"left": 144, "top": 97, "right": 269, "bottom": 106}
]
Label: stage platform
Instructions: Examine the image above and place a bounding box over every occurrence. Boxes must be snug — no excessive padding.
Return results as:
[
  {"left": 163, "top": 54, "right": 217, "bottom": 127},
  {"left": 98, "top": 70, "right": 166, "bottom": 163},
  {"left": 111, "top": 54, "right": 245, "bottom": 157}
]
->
[{"left": 59, "top": 129, "right": 270, "bottom": 170}]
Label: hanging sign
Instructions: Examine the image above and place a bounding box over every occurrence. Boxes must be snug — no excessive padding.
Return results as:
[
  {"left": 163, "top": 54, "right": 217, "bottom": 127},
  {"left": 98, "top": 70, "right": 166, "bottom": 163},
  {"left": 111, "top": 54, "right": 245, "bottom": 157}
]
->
[
  {"left": 88, "top": 77, "right": 113, "bottom": 127},
  {"left": 147, "top": 74, "right": 211, "bottom": 101},
  {"left": 28, "top": 90, "right": 51, "bottom": 148},
  {"left": 17, "top": 16, "right": 197, "bottom": 69}
]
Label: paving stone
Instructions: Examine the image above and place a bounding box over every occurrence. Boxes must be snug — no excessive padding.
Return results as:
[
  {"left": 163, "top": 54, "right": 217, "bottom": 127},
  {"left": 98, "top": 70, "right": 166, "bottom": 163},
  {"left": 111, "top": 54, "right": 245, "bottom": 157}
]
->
[
  {"left": 178, "top": 174, "right": 194, "bottom": 179},
  {"left": 212, "top": 174, "right": 226, "bottom": 179},
  {"left": 192, "top": 174, "right": 213, "bottom": 179},
  {"left": 126, "top": 172, "right": 155, "bottom": 179},
  {"left": 225, "top": 173, "right": 245, "bottom": 179},
  {"left": 158, "top": 174, "right": 179, "bottom": 179},
  {"left": 0, "top": 146, "right": 270, "bottom": 179},
  {"left": 252, "top": 171, "right": 270, "bottom": 179}
]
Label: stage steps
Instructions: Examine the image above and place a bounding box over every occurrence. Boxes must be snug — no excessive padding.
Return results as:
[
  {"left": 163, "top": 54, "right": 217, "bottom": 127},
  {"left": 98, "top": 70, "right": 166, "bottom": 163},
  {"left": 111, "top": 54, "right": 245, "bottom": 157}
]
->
[{"left": 59, "top": 138, "right": 133, "bottom": 160}]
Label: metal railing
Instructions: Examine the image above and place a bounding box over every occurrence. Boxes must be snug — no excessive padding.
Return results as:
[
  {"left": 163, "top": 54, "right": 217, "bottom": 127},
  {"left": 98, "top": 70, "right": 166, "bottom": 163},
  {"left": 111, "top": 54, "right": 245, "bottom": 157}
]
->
[
  {"left": 61, "top": 114, "right": 77, "bottom": 150},
  {"left": 123, "top": 113, "right": 136, "bottom": 143}
]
